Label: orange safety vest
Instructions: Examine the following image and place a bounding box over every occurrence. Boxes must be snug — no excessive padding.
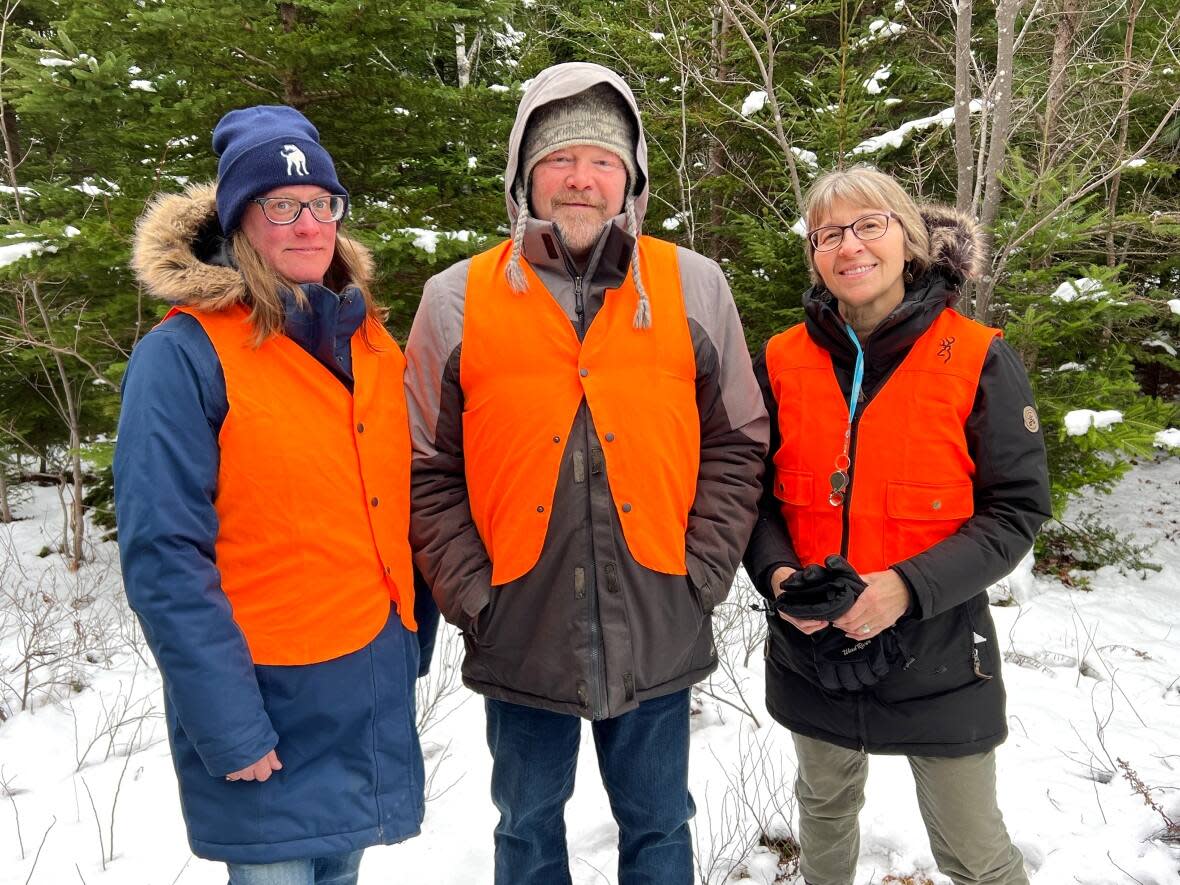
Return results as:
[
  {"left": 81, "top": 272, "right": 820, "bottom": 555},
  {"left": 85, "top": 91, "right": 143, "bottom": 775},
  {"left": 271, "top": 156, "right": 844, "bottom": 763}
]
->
[
  {"left": 166, "top": 303, "right": 416, "bottom": 665},
  {"left": 765, "top": 308, "right": 999, "bottom": 573},
  {"left": 460, "top": 236, "right": 700, "bottom": 585}
]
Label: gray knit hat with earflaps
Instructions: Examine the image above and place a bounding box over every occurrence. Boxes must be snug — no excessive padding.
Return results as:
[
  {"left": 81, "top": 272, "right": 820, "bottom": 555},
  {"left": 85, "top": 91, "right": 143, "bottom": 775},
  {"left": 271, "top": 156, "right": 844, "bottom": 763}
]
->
[{"left": 505, "top": 83, "right": 651, "bottom": 329}]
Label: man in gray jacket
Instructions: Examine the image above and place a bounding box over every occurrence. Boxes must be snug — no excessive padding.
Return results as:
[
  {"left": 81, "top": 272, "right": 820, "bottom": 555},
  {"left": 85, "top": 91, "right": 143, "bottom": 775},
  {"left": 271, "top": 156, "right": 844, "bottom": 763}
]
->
[{"left": 405, "top": 62, "right": 767, "bottom": 885}]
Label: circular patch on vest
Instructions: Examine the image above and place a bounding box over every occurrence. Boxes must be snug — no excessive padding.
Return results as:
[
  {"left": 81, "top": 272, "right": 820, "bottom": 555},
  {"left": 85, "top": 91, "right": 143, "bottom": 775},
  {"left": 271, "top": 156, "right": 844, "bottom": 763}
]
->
[{"left": 1023, "top": 405, "right": 1040, "bottom": 433}]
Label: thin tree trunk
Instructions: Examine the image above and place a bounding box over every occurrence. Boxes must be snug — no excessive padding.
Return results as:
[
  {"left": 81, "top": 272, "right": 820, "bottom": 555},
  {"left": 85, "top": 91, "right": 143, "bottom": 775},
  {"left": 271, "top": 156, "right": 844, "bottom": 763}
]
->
[
  {"left": 953, "top": 0, "right": 975, "bottom": 213},
  {"left": 1040, "top": 0, "right": 1082, "bottom": 175},
  {"left": 454, "top": 23, "right": 481, "bottom": 89},
  {"left": 974, "top": 0, "right": 1023, "bottom": 322},
  {"left": 0, "top": 457, "right": 13, "bottom": 523},
  {"left": 708, "top": 5, "right": 730, "bottom": 243},
  {"left": 278, "top": 4, "right": 305, "bottom": 108},
  {"left": 1106, "top": 0, "right": 1141, "bottom": 267},
  {"left": 1, "top": 32, "right": 86, "bottom": 568}
]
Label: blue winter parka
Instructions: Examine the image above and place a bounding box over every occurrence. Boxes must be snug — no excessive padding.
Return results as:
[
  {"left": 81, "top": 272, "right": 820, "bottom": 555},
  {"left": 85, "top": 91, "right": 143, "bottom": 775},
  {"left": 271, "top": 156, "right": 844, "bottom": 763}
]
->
[{"left": 114, "top": 183, "right": 435, "bottom": 864}]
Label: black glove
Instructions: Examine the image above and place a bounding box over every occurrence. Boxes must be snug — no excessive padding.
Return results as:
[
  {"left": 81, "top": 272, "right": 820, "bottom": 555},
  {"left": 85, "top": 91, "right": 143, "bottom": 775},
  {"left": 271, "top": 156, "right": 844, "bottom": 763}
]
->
[
  {"left": 772, "top": 554, "right": 865, "bottom": 622},
  {"left": 812, "top": 626, "right": 907, "bottom": 692}
]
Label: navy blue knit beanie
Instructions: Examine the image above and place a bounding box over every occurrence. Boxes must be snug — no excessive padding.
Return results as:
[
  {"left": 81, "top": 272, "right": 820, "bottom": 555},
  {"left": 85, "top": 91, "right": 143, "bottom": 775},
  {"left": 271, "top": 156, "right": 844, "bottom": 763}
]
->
[{"left": 212, "top": 105, "right": 348, "bottom": 234}]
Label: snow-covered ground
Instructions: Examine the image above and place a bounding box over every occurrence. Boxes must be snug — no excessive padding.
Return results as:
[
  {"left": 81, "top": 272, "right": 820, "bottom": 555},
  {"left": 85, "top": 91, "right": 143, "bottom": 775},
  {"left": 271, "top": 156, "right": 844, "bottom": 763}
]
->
[{"left": 1, "top": 458, "right": 1178, "bottom": 885}]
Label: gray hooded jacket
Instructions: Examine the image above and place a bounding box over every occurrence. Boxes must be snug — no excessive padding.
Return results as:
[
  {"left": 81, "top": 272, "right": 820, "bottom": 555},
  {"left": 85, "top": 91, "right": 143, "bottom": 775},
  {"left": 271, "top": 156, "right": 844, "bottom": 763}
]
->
[{"left": 404, "top": 63, "right": 768, "bottom": 720}]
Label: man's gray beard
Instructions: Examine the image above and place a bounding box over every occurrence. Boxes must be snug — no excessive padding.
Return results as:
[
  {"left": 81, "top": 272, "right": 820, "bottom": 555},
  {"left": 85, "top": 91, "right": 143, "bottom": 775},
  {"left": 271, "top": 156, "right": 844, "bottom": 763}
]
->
[{"left": 553, "top": 213, "right": 609, "bottom": 259}]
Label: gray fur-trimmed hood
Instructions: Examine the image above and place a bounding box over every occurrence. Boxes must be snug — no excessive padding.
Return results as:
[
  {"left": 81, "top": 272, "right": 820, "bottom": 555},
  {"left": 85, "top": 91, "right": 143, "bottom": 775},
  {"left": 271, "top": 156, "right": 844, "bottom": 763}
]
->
[{"left": 131, "top": 181, "right": 373, "bottom": 310}]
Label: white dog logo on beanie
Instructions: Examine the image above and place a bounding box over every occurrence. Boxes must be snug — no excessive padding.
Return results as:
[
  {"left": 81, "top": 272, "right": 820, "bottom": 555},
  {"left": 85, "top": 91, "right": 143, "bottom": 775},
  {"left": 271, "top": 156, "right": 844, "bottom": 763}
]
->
[{"left": 280, "top": 144, "right": 309, "bottom": 176}]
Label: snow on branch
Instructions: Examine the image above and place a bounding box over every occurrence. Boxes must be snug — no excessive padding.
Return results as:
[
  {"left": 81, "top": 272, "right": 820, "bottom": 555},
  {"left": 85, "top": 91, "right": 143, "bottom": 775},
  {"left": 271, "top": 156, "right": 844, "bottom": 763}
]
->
[
  {"left": 1064, "top": 410, "right": 1124, "bottom": 436},
  {"left": 851, "top": 100, "right": 982, "bottom": 155}
]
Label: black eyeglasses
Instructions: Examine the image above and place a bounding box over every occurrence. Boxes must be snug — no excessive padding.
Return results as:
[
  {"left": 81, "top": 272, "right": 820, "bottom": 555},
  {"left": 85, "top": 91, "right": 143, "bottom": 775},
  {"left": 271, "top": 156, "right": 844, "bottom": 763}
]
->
[
  {"left": 251, "top": 195, "right": 346, "bottom": 225},
  {"left": 808, "top": 212, "right": 895, "bottom": 252}
]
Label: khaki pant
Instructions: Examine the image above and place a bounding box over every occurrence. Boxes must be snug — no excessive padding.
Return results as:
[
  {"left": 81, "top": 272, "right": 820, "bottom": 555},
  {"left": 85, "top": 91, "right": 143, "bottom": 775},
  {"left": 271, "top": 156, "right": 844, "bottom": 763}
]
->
[{"left": 791, "top": 732, "right": 1028, "bottom": 885}]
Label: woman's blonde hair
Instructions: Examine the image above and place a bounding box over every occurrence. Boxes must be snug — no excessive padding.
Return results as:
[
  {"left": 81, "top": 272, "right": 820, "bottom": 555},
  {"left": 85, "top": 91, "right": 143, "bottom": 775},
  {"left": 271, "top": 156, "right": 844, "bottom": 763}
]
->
[
  {"left": 230, "top": 227, "right": 386, "bottom": 345},
  {"left": 801, "top": 166, "right": 930, "bottom": 286}
]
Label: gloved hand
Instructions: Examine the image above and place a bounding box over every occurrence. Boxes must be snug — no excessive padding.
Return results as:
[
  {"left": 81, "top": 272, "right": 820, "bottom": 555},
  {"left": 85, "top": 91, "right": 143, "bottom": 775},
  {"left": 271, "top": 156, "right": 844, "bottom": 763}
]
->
[
  {"left": 773, "top": 554, "right": 865, "bottom": 622},
  {"left": 812, "top": 626, "right": 906, "bottom": 692}
]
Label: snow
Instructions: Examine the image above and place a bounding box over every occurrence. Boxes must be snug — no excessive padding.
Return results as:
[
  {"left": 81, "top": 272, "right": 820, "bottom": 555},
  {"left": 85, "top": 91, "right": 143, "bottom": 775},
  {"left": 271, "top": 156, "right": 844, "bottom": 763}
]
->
[
  {"left": 1144, "top": 337, "right": 1177, "bottom": 356},
  {"left": 1155, "top": 428, "right": 1180, "bottom": 448},
  {"left": 863, "top": 65, "right": 891, "bottom": 95},
  {"left": 1122, "top": 157, "right": 1146, "bottom": 169},
  {"left": 0, "top": 185, "right": 37, "bottom": 196},
  {"left": 851, "top": 100, "right": 981, "bottom": 155},
  {"left": 1057, "top": 362, "right": 1085, "bottom": 372},
  {"left": 397, "top": 228, "right": 478, "bottom": 254},
  {"left": 64, "top": 226, "right": 81, "bottom": 238},
  {"left": 662, "top": 216, "right": 682, "bottom": 231},
  {"left": 4, "top": 458, "right": 1180, "bottom": 884},
  {"left": 791, "top": 218, "right": 808, "bottom": 238},
  {"left": 129, "top": 80, "right": 156, "bottom": 92},
  {"left": 38, "top": 55, "right": 74, "bottom": 67},
  {"left": 741, "top": 90, "right": 768, "bottom": 117},
  {"left": 1167, "top": 299, "right": 1180, "bottom": 315},
  {"left": 467, "top": 156, "right": 478, "bottom": 170},
  {"left": 649, "top": 31, "right": 666, "bottom": 41},
  {"left": 1064, "top": 409, "right": 1124, "bottom": 435},
  {"left": 0, "top": 240, "right": 52, "bottom": 266},
  {"left": 791, "top": 146, "right": 818, "bottom": 168},
  {"left": 856, "top": 19, "right": 907, "bottom": 47},
  {"left": 72, "top": 177, "right": 121, "bottom": 197},
  {"left": 392, "top": 107, "right": 411, "bottom": 116},
  {"left": 1050, "top": 277, "right": 1106, "bottom": 303},
  {"left": 489, "top": 84, "right": 510, "bottom": 93}
]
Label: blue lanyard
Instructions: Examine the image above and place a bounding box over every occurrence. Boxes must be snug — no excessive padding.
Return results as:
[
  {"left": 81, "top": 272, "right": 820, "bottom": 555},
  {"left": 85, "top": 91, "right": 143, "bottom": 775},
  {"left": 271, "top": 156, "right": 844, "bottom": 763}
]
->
[{"left": 845, "top": 324, "right": 864, "bottom": 422}]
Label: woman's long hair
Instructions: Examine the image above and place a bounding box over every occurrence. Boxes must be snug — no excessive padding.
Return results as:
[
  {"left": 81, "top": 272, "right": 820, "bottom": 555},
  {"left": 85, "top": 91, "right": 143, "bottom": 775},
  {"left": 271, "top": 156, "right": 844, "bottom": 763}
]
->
[
  {"left": 230, "top": 227, "right": 387, "bottom": 345},
  {"left": 801, "top": 166, "right": 932, "bottom": 286}
]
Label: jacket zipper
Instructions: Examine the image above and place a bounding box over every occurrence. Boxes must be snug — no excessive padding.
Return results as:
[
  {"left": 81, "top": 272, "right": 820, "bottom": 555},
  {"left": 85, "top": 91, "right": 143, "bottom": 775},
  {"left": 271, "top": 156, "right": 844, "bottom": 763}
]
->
[{"left": 569, "top": 270, "right": 608, "bottom": 719}]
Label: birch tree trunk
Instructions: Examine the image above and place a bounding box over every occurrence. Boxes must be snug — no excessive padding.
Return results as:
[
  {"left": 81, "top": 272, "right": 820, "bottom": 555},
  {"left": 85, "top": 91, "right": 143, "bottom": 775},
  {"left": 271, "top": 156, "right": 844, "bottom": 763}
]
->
[{"left": 454, "top": 23, "right": 482, "bottom": 88}]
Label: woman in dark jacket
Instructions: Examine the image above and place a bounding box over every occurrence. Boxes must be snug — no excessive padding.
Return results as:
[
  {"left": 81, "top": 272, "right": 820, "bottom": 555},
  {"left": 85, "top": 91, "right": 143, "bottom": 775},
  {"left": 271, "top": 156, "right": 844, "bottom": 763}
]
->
[
  {"left": 744, "top": 166, "right": 1051, "bottom": 885},
  {"left": 114, "top": 105, "right": 434, "bottom": 884}
]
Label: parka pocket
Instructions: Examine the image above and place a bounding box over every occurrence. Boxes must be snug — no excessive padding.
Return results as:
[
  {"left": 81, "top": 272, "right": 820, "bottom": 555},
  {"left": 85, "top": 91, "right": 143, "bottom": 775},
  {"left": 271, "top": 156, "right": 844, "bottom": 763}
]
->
[
  {"left": 471, "top": 585, "right": 501, "bottom": 642},
  {"left": 773, "top": 468, "right": 815, "bottom": 557},
  {"left": 883, "top": 479, "right": 974, "bottom": 563}
]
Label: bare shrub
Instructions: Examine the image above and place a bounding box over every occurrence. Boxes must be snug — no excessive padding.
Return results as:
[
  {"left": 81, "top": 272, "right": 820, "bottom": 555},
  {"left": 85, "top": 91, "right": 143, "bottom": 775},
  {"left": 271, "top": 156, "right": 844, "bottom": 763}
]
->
[
  {"left": 697, "top": 571, "right": 767, "bottom": 728},
  {"left": 693, "top": 724, "right": 798, "bottom": 884}
]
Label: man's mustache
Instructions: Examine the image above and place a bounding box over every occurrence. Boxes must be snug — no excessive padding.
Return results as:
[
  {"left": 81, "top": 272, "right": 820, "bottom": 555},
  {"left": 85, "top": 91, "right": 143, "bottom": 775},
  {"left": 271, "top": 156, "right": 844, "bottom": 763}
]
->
[{"left": 551, "top": 195, "right": 607, "bottom": 210}]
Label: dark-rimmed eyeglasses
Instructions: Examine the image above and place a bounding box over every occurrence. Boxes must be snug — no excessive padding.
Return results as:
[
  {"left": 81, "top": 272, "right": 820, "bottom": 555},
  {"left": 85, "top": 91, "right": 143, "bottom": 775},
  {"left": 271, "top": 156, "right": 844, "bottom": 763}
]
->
[
  {"left": 808, "top": 212, "right": 895, "bottom": 252},
  {"left": 251, "top": 195, "right": 346, "bottom": 225}
]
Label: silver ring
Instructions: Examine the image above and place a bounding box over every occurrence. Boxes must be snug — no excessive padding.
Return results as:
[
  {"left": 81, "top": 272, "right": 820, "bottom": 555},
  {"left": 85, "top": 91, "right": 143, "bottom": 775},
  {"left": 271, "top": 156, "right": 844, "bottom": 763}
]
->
[{"left": 859, "top": 624, "right": 871, "bottom": 634}]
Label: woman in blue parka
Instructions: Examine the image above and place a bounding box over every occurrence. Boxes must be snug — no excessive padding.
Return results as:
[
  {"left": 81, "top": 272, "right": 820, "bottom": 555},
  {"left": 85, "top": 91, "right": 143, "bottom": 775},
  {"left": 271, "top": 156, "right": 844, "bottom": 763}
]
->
[{"left": 114, "top": 105, "right": 437, "bottom": 885}]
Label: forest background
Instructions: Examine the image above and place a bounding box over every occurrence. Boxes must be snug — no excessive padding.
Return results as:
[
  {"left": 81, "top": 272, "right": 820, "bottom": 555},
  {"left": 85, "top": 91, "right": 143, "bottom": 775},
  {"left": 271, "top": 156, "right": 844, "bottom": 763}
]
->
[{"left": 0, "top": 0, "right": 1178, "bottom": 571}]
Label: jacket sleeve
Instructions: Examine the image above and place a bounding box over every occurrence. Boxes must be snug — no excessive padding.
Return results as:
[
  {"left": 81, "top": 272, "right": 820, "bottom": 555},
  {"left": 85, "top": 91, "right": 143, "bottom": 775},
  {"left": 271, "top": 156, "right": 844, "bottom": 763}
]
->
[
  {"left": 892, "top": 337, "right": 1052, "bottom": 619},
  {"left": 404, "top": 263, "right": 494, "bottom": 633},
  {"left": 679, "top": 250, "right": 770, "bottom": 609},
  {"left": 113, "top": 317, "right": 278, "bottom": 777},
  {"left": 741, "top": 344, "right": 802, "bottom": 600}
]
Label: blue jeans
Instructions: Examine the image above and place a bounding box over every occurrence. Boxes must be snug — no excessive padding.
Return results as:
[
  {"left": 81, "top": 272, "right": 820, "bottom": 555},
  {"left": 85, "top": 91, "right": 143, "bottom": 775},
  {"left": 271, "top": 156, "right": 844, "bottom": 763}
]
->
[
  {"left": 486, "top": 689, "right": 695, "bottom": 885},
  {"left": 227, "top": 849, "right": 363, "bottom": 885}
]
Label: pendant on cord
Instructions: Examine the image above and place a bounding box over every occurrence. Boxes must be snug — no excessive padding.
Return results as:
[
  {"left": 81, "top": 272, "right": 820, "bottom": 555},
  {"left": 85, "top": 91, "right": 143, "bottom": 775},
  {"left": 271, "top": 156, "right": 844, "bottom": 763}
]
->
[{"left": 829, "top": 453, "right": 850, "bottom": 507}]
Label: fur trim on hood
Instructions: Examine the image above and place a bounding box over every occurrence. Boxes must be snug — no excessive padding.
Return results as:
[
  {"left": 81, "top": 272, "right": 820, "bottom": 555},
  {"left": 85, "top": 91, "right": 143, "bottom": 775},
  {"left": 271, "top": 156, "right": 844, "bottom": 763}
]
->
[
  {"left": 918, "top": 203, "right": 985, "bottom": 286},
  {"left": 131, "top": 181, "right": 373, "bottom": 311}
]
